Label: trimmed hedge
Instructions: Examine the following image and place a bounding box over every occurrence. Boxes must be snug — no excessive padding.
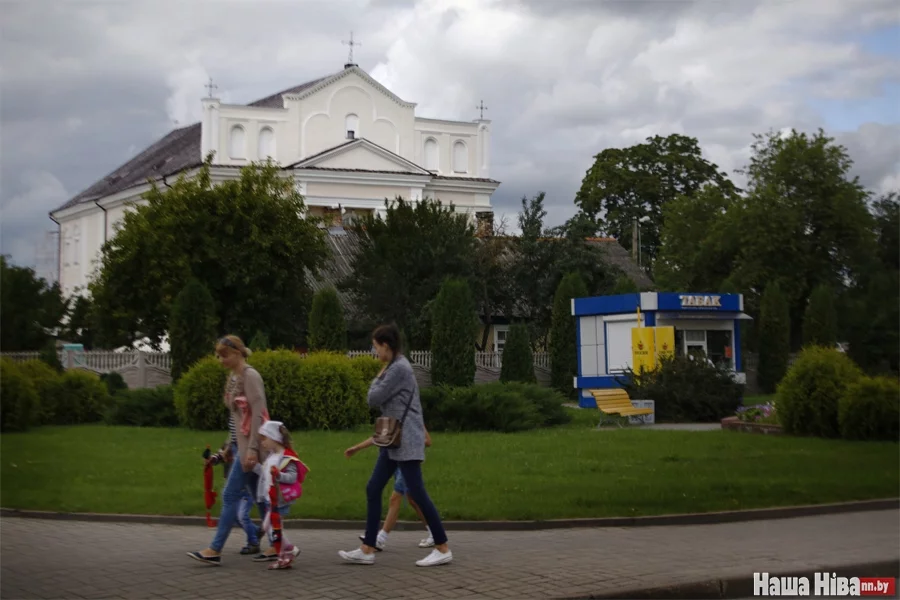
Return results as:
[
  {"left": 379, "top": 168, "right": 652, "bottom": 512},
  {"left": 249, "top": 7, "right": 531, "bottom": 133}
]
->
[
  {"left": 621, "top": 354, "right": 743, "bottom": 423},
  {"left": 56, "top": 370, "right": 112, "bottom": 425},
  {"left": 248, "top": 349, "right": 306, "bottom": 430},
  {"left": 173, "top": 356, "right": 228, "bottom": 430},
  {"left": 500, "top": 324, "right": 536, "bottom": 384},
  {"left": 1, "top": 359, "right": 39, "bottom": 432},
  {"left": 350, "top": 354, "right": 382, "bottom": 383},
  {"left": 420, "top": 382, "right": 570, "bottom": 432},
  {"left": 430, "top": 278, "right": 477, "bottom": 387},
  {"left": 16, "top": 359, "right": 61, "bottom": 425},
  {"left": 838, "top": 376, "right": 900, "bottom": 441},
  {"left": 105, "top": 386, "right": 178, "bottom": 428},
  {"left": 291, "top": 352, "right": 369, "bottom": 430},
  {"left": 776, "top": 346, "right": 863, "bottom": 438}
]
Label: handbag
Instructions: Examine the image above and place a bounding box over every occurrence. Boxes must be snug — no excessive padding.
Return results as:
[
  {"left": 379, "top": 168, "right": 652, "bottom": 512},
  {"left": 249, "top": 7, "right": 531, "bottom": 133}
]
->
[{"left": 372, "top": 360, "right": 414, "bottom": 449}]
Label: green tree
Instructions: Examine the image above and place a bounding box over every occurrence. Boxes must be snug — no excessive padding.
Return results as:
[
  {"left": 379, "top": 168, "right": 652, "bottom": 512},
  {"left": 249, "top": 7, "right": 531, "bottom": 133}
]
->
[
  {"left": 89, "top": 156, "right": 328, "bottom": 349},
  {"left": 802, "top": 284, "right": 837, "bottom": 348},
  {"left": 169, "top": 279, "right": 218, "bottom": 381},
  {"left": 0, "top": 256, "right": 68, "bottom": 352},
  {"left": 574, "top": 134, "right": 736, "bottom": 269},
  {"left": 430, "top": 278, "right": 477, "bottom": 387},
  {"left": 307, "top": 286, "right": 347, "bottom": 352},
  {"left": 550, "top": 273, "right": 588, "bottom": 397},
  {"left": 249, "top": 331, "right": 270, "bottom": 352},
  {"left": 345, "top": 198, "right": 477, "bottom": 349},
  {"left": 64, "top": 294, "right": 95, "bottom": 349},
  {"left": 757, "top": 282, "right": 791, "bottom": 394},
  {"left": 499, "top": 323, "right": 536, "bottom": 383}
]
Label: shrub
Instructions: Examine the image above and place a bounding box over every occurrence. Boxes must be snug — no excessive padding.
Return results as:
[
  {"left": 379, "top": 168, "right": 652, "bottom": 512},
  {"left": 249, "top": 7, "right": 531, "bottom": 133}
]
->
[
  {"left": 174, "top": 356, "right": 228, "bottom": 430},
  {"left": 802, "top": 284, "right": 837, "bottom": 348},
  {"left": 776, "top": 346, "right": 863, "bottom": 438},
  {"left": 307, "top": 287, "right": 347, "bottom": 352},
  {"left": 420, "top": 382, "right": 569, "bottom": 432},
  {"left": 248, "top": 349, "right": 307, "bottom": 430},
  {"left": 295, "top": 352, "right": 369, "bottom": 430},
  {"left": 16, "top": 359, "right": 62, "bottom": 424},
  {"left": 736, "top": 402, "right": 778, "bottom": 425},
  {"left": 1, "top": 359, "right": 39, "bottom": 431},
  {"left": 620, "top": 354, "right": 743, "bottom": 422},
  {"left": 838, "top": 376, "right": 900, "bottom": 441},
  {"left": 105, "top": 386, "right": 178, "bottom": 427},
  {"left": 55, "top": 370, "right": 112, "bottom": 425},
  {"left": 100, "top": 371, "right": 128, "bottom": 396},
  {"left": 39, "top": 340, "right": 63, "bottom": 372},
  {"left": 550, "top": 273, "right": 588, "bottom": 397},
  {"left": 169, "top": 279, "right": 218, "bottom": 381},
  {"left": 350, "top": 354, "right": 382, "bottom": 383},
  {"left": 500, "top": 324, "right": 536, "bottom": 384},
  {"left": 249, "top": 330, "right": 271, "bottom": 352},
  {"left": 430, "top": 278, "right": 477, "bottom": 387},
  {"left": 757, "top": 282, "right": 790, "bottom": 393}
]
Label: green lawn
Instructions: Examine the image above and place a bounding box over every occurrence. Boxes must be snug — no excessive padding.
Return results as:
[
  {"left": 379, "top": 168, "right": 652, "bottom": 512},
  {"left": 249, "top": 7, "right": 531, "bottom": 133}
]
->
[{"left": 1, "top": 412, "right": 896, "bottom": 521}]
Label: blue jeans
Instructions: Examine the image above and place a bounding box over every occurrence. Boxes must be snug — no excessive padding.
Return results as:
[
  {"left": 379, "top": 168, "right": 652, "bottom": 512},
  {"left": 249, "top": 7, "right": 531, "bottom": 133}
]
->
[
  {"left": 364, "top": 449, "right": 447, "bottom": 548},
  {"left": 210, "top": 444, "right": 257, "bottom": 552},
  {"left": 237, "top": 482, "right": 264, "bottom": 547}
]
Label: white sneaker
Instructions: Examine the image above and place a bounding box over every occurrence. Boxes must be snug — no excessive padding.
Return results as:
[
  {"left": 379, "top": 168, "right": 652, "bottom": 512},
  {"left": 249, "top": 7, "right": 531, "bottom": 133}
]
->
[
  {"left": 358, "top": 533, "right": 386, "bottom": 551},
  {"left": 338, "top": 548, "right": 375, "bottom": 565},
  {"left": 416, "top": 548, "right": 453, "bottom": 567},
  {"left": 418, "top": 535, "right": 435, "bottom": 548}
]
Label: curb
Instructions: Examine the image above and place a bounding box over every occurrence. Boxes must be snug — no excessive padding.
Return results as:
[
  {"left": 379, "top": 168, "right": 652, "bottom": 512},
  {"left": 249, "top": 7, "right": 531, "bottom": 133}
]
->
[
  {"left": 559, "top": 559, "right": 900, "bottom": 599},
  {"left": 1, "top": 498, "right": 897, "bottom": 530}
]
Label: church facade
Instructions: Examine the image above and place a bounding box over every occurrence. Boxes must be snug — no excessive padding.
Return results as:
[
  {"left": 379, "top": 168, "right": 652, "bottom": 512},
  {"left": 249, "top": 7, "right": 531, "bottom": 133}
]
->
[{"left": 50, "top": 62, "right": 500, "bottom": 297}]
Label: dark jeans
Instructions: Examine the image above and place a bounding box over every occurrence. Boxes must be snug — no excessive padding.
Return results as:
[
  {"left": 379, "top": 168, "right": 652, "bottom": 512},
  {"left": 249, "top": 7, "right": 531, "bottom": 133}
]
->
[{"left": 364, "top": 449, "right": 448, "bottom": 548}]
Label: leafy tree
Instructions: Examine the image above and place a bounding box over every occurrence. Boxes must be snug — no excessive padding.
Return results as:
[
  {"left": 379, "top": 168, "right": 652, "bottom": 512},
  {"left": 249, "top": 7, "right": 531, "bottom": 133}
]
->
[
  {"left": 89, "top": 156, "right": 328, "bottom": 349},
  {"left": 249, "top": 331, "right": 270, "bottom": 352},
  {"left": 0, "top": 256, "right": 68, "bottom": 352},
  {"left": 169, "top": 279, "right": 218, "bottom": 381},
  {"left": 757, "top": 282, "right": 791, "bottom": 394},
  {"left": 430, "top": 278, "right": 477, "bottom": 387},
  {"left": 550, "top": 272, "right": 588, "bottom": 397},
  {"left": 39, "top": 339, "right": 63, "bottom": 372},
  {"left": 307, "top": 286, "right": 347, "bottom": 352},
  {"left": 574, "top": 134, "right": 736, "bottom": 269},
  {"left": 499, "top": 323, "right": 536, "bottom": 383},
  {"left": 472, "top": 215, "right": 516, "bottom": 351},
  {"left": 344, "top": 198, "right": 477, "bottom": 349},
  {"left": 64, "top": 294, "right": 95, "bottom": 349},
  {"left": 802, "top": 284, "right": 837, "bottom": 348}
]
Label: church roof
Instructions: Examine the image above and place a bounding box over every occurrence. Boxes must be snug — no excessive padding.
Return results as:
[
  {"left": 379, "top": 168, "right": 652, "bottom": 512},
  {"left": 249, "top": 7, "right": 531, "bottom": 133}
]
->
[{"left": 52, "top": 74, "right": 334, "bottom": 214}]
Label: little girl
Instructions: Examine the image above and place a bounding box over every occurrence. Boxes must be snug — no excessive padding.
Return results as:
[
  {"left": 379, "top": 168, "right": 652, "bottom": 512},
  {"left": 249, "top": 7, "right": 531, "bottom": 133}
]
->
[{"left": 254, "top": 420, "right": 309, "bottom": 570}]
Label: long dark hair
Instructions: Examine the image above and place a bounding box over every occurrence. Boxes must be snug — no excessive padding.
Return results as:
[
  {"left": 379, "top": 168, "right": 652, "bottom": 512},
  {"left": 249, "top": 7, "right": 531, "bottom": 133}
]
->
[{"left": 372, "top": 322, "right": 402, "bottom": 355}]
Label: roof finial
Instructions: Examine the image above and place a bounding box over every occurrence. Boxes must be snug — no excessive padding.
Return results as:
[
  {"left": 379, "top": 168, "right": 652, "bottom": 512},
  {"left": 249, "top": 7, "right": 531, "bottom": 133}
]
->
[
  {"left": 342, "top": 31, "right": 361, "bottom": 68},
  {"left": 204, "top": 77, "right": 218, "bottom": 98},
  {"left": 476, "top": 99, "right": 488, "bottom": 120}
]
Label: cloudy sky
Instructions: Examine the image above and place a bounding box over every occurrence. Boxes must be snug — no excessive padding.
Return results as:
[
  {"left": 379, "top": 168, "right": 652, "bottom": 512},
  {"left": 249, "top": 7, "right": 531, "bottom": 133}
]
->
[{"left": 2, "top": 0, "right": 899, "bottom": 280}]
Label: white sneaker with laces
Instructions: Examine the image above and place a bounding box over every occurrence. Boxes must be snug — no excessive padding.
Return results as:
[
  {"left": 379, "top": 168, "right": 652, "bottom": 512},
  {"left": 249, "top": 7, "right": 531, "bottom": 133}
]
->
[
  {"left": 357, "top": 533, "right": 386, "bottom": 551},
  {"left": 418, "top": 535, "right": 435, "bottom": 548},
  {"left": 338, "top": 548, "right": 375, "bottom": 565},
  {"left": 416, "top": 548, "right": 453, "bottom": 567}
]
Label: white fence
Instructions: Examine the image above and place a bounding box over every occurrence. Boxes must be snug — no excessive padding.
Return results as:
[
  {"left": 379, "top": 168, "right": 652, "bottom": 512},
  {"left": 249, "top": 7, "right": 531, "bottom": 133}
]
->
[{"left": 2, "top": 349, "right": 552, "bottom": 389}]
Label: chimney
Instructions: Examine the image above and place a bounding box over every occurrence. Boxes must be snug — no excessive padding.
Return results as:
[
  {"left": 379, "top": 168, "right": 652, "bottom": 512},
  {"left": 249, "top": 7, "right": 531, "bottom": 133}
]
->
[{"left": 475, "top": 211, "right": 494, "bottom": 237}]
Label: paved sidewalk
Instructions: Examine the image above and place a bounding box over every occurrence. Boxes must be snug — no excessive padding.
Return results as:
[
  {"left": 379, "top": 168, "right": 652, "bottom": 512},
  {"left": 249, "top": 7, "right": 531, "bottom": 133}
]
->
[{"left": 1, "top": 510, "right": 898, "bottom": 599}]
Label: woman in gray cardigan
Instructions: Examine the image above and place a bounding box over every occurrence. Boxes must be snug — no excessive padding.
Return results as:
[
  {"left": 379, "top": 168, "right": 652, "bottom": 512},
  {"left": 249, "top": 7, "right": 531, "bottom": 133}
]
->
[{"left": 339, "top": 323, "right": 453, "bottom": 567}]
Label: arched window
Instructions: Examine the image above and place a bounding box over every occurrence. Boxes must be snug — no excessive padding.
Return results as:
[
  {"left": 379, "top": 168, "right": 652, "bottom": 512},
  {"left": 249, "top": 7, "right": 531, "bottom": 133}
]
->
[
  {"left": 424, "top": 138, "right": 439, "bottom": 171},
  {"left": 258, "top": 127, "right": 275, "bottom": 160},
  {"left": 345, "top": 114, "right": 359, "bottom": 139},
  {"left": 452, "top": 141, "right": 468, "bottom": 173},
  {"left": 229, "top": 125, "right": 246, "bottom": 159}
]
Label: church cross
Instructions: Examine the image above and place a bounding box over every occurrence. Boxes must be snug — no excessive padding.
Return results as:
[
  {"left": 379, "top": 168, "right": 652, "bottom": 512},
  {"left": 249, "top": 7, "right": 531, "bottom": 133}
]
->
[
  {"left": 342, "top": 31, "right": 361, "bottom": 65},
  {"left": 476, "top": 100, "right": 488, "bottom": 120},
  {"left": 205, "top": 77, "right": 218, "bottom": 98}
]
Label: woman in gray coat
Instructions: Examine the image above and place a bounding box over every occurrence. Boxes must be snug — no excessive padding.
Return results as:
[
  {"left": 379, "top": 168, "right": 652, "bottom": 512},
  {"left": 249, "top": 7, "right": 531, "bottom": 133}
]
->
[{"left": 339, "top": 323, "right": 453, "bottom": 567}]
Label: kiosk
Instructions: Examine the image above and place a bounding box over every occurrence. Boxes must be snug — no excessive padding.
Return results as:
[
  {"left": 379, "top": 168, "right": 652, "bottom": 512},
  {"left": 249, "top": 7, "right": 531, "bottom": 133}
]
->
[{"left": 572, "top": 292, "right": 751, "bottom": 408}]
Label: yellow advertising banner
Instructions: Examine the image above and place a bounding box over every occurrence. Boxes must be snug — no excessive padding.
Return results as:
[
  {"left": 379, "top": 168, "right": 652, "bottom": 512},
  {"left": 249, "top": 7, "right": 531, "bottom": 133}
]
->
[
  {"left": 631, "top": 327, "right": 657, "bottom": 373},
  {"left": 655, "top": 326, "right": 676, "bottom": 361}
]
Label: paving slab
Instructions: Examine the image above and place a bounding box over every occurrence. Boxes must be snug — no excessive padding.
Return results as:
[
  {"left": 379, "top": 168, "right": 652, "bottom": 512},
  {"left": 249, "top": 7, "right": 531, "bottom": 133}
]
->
[{"left": 1, "top": 510, "right": 898, "bottom": 599}]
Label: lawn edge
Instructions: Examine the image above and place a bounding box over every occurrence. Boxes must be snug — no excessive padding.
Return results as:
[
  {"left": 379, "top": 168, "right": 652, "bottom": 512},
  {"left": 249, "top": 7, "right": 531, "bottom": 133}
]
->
[
  {"left": 1, "top": 498, "right": 897, "bottom": 530},
  {"left": 558, "top": 559, "right": 900, "bottom": 599}
]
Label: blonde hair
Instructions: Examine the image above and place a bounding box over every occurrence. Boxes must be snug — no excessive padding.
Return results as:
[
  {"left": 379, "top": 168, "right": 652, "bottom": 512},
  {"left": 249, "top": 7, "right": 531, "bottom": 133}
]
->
[
  {"left": 279, "top": 424, "right": 293, "bottom": 450},
  {"left": 215, "top": 335, "right": 252, "bottom": 358}
]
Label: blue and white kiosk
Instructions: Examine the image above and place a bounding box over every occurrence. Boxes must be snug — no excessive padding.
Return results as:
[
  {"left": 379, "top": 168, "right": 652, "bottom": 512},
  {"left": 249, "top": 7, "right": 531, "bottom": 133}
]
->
[{"left": 572, "top": 292, "right": 751, "bottom": 409}]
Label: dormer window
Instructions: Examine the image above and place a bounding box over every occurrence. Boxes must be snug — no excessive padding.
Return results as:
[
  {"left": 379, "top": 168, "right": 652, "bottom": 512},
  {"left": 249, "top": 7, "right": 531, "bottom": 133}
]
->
[{"left": 345, "top": 114, "right": 359, "bottom": 140}]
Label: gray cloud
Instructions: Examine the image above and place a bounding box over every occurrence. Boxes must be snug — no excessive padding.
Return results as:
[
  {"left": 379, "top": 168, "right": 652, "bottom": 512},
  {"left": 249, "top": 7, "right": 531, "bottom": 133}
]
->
[{"left": 1, "top": 0, "right": 898, "bottom": 272}]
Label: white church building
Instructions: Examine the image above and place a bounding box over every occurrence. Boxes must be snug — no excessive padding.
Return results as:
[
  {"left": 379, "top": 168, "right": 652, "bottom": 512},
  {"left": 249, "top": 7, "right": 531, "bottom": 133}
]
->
[{"left": 50, "top": 59, "right": 500, "bottom": 297}]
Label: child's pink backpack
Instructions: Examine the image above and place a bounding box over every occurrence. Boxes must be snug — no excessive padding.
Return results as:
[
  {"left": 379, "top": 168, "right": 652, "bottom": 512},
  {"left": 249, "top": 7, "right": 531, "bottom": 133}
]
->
[{"left": 278, "top": 450, "right": 309, "bottom": 503}]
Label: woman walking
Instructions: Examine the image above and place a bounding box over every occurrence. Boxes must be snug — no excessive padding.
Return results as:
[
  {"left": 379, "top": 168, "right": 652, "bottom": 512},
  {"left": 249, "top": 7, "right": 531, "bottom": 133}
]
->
[
  {"left": 187, "top": 335, "right": 284, "bottom": 566},
  {"left": 338, "top": 324, "right": 452, "bottom": 567}
]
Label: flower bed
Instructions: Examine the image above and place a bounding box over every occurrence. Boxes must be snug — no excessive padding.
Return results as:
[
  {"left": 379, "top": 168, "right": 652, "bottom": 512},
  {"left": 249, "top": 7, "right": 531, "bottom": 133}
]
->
[{"left": 723, "top": 402, "right": 783, "bottom": 434}]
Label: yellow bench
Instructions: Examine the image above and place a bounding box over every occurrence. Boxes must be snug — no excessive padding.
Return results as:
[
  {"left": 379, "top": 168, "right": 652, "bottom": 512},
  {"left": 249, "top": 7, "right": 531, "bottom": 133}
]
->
[{"left": 589, "top": 389, "right": 654, "bottom": 428}]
